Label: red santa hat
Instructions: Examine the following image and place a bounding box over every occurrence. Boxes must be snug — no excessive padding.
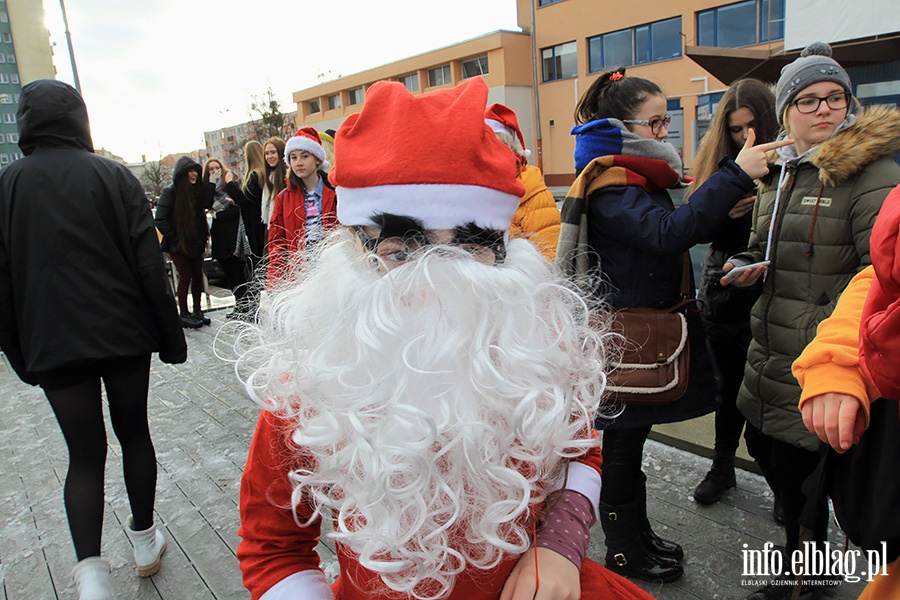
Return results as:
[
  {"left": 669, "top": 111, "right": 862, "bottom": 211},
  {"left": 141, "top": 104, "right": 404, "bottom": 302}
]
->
[
  {"left": 284, "top": 127, "right": 329, "bottom": 169},
  {"left": 484, "top": 103, "right": 531, "bottom": 159},
  {"left": 330, "top": 78, "right": 524, "bottom": 231}
]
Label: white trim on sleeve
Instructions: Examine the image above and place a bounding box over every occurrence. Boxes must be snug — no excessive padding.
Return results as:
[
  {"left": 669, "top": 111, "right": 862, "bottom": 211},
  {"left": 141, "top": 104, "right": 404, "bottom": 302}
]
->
[
  {"left": 260, "top": 570, "right": 334, "bottom": 600},
  {"left": 565, "top": 461, "right": 602, "bottom": 521}
]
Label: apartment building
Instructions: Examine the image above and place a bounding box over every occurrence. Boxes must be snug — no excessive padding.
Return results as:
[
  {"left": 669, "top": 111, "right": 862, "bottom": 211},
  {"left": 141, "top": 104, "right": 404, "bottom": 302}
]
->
[
  {"left": 286, "top": 0, "right": 899, "bottom": 186},
  {"left": 204, "top": 111, "right": 297, "bottom": 173},
  {"left": 0, "top": 0, "right": 54, "bottom": 168},
  {"left": 291, "top": 30, "right": 536, "bottom": 158}
]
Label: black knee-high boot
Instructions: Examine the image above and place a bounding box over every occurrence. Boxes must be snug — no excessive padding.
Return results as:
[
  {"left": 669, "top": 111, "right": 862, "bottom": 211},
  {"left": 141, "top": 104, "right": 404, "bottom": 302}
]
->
[
  {"left": 638, "top": 472, "right": 684, "bottom": 560},
  {"left": 600, "top": 500, "right": 684, "bottom": 583}
]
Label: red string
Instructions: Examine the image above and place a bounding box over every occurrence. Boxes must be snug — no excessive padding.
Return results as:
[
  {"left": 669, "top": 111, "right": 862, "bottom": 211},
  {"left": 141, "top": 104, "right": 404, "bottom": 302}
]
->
[{"left": 532, "top": 518, "right": 540, "bottom": 591}]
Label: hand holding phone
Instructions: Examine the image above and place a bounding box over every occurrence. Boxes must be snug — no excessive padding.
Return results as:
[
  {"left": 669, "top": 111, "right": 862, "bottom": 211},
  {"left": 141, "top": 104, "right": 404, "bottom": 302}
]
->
[{"left": 724, "top": 260, "right": 770, "bottom": 281}]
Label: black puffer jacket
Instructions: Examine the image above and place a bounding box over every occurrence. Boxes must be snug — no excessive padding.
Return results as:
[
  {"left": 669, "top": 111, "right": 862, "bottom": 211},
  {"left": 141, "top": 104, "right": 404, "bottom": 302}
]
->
[
  {"left": 154, "top": 156, "right": 213, "bottom": 257},
  {"left": 0, "top": 79, "right": 186, "bottom": 382}
]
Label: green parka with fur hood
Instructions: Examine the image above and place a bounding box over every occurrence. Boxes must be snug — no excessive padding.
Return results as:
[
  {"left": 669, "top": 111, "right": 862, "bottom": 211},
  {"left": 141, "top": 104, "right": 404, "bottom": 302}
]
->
[{"left": 735, "top": 105, "right": 900, "bottom": 451}]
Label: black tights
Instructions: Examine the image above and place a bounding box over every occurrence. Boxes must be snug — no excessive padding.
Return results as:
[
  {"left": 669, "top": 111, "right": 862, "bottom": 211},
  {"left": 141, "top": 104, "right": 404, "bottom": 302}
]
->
[
  {"left": 42, "top": 355, "right": 156, "bottom": 560},
  {"left": 170, "top": 252, "right": 205, "bottom": 314}
]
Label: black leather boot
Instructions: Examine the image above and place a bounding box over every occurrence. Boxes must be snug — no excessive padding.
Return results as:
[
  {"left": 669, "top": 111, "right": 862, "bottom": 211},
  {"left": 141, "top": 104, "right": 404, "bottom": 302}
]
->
[
  {"left": 600, "top": 500, "right": 684, "bottom": 583},
  {"left": 180, "top": 312, "right": 203, "bottom": 329},
  {"left": 694, "top": 451, "right": 737, "bottom": 505},
  {"left": 192, "top": 309, "right": 211, "bottom": 326},
  {"left": 638, "top": 472, "right": 684, "bottom": 560}
]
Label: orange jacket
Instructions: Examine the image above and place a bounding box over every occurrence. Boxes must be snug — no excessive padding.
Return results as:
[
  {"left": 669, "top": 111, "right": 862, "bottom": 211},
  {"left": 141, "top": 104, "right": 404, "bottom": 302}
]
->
[{"left": 509, "top": 166, "right": 560, "bottom": 261}]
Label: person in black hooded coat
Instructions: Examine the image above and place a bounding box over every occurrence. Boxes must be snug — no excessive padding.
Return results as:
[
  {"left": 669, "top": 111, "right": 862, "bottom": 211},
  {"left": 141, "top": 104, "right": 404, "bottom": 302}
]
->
[
  {"left": 0, "top": 79, "right": 186, "bottom": 598},
  {"left": 154, "top": 155, "right": 214, "bottom": 327}
]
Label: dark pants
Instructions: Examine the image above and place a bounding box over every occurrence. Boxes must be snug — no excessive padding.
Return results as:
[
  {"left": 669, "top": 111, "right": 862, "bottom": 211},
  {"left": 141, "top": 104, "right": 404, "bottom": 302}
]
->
[
  {"left": 170, "top": 252, "right": 205, "bottom": 314},
  {"left": 744, "top": 424, "right": 829, "bottom": 559},
  {"left": 600, "top": 425, "right": 653, "bottom": 505},
  {"left": 706, "top": 332, "right": 750, "bottom": 454},
  {"left": 39, "top": 355, "right": 156, "bottom": 560}
]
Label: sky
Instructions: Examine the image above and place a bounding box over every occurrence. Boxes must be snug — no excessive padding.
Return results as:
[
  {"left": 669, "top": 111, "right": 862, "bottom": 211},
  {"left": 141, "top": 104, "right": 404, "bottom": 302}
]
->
[{"left": 43, "top": 0, "right": 521, "bottom": 163}]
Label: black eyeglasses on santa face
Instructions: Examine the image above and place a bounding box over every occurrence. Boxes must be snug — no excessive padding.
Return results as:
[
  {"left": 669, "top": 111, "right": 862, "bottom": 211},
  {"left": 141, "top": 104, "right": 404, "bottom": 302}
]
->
[{"left": 352, "top": 215, "right": 506, "bottom": 271}]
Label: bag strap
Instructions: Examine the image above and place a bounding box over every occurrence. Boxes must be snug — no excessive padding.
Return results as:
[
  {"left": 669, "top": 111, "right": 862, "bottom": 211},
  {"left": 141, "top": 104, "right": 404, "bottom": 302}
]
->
[{"left": 661, "top": 253, "right": 695, "bottom": 313}]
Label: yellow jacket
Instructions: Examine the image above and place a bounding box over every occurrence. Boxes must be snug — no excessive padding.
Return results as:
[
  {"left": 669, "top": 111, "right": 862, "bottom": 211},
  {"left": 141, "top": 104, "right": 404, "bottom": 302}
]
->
[
  {"left": 509, "top": 165, "right": 560, "bottom": 261},
  {"left": 792, "top": 266, "right": 880, "bottom": 426}
]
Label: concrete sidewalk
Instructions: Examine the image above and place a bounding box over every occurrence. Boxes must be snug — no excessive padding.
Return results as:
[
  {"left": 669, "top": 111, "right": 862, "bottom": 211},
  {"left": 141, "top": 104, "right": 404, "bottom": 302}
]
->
[{"left": 0, "top": 308, "right": 867, "bottom": 599}]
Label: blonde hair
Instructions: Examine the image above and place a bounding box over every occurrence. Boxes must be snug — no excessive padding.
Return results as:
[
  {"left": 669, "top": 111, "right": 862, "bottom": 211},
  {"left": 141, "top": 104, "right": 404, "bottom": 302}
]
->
[
  {"left": 242, "top": 140, "right": 267, "bottom": 194},
  {"left": 201, "top": 157, "right": 229, "bottom": 184}
]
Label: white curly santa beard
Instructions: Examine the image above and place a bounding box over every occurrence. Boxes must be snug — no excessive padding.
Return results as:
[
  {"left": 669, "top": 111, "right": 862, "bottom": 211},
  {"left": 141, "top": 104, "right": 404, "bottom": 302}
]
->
[{"left": 240, "top": 231, "right": 611, "bottom": 600}]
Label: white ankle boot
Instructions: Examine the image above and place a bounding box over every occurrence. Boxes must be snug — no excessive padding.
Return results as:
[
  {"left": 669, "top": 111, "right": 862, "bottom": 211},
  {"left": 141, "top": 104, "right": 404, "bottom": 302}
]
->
[
  {"left": 125, "top": 515, "right": 166, "bottom": 577},
  {"left": 72, "top": 557, "right": 112, "bottom": 600}
]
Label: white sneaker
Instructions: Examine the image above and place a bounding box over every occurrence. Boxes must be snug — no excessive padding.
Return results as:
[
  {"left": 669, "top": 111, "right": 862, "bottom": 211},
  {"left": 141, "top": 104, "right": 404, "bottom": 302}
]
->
[
  {"left": 72, "top": 557, "right": 112, "bottom": 600},
  {"left": 125, "top": 515, "right": 167, "bottom": 577}
]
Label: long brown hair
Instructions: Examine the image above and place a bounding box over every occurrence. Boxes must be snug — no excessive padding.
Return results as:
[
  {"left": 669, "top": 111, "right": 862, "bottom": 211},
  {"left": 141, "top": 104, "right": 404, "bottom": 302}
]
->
[
  {"left": 264, "top": 136, "right": 287, "bottom": 195},
  {"left": 242, "top": 140, "right": 267, "bottom": 194},
  {"left": 173, "top": 164, "right": 207, "bottom": 253},
  {"left": 688, "top": 79, "right": 777, "bottom": 198}
]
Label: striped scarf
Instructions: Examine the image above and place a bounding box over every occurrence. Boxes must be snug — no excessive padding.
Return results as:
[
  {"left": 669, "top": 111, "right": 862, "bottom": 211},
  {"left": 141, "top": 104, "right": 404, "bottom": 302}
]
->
[{"left": 555, "top": 154, "right": 684, "bottom": 278}]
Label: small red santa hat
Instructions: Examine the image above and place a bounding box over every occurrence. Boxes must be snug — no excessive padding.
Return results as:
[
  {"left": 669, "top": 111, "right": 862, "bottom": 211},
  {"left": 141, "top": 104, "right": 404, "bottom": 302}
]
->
[
  {"left": 484, "top": 103, "right": 531, "bottom": 159},
  {"left": 330, "top": 78, "right": 524, "bottom": 231},
  {"left": 284, "top": 127, "right": 329, "bottom": 170}
]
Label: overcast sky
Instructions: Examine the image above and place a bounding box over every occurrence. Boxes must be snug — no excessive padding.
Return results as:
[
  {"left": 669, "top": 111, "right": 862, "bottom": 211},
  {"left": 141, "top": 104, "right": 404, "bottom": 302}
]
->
[{"left": 44, "top": 1, "right": 520, "bottom": 163}]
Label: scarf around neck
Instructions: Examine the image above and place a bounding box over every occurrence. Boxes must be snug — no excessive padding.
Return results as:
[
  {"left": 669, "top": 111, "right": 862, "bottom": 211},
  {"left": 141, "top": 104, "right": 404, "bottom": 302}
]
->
[{"left": 571, "top": 118, "right": 684, "bottom": 174}]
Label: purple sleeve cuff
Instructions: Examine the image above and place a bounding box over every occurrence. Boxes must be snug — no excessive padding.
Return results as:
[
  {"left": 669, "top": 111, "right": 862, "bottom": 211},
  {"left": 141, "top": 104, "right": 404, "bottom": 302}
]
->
[{"left": 535, "top": 489, "right": 594, "bottom": 570}]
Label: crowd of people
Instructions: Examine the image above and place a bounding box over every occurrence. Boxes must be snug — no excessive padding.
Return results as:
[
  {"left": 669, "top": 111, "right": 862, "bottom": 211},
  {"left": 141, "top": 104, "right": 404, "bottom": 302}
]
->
[{"left": 1, "top": 38, "right": 899, "bottom": 600}]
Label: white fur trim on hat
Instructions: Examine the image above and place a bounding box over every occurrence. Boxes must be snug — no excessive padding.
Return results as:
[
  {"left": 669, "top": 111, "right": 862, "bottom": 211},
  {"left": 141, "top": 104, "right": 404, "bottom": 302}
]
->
[
  {"left": 284, "top": 135, "right": 327, "bottom": 167},
  {"left": 485, "top": 118, "right": 531, "bottom": 159},
  {"left": 336, "top": 183, "right": 519, "bottom": 231}
]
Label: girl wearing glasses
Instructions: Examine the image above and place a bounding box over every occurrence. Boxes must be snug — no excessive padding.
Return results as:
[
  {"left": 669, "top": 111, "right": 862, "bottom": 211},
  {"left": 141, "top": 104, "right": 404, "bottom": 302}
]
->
[
  {"left": 560, "top": 67, "right": 788, "bottom": 584},
  {"left": 689, "top": 80, "right": 780, "bottom": 512},
  {"left": 719, "top": 42, "right": 900, "bottom": 599}
]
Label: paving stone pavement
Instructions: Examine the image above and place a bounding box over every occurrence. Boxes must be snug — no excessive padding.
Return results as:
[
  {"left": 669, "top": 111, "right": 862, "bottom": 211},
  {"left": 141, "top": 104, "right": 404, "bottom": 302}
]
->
[{"left": 0, "top": 313, "right": 869, "bottom": 599}]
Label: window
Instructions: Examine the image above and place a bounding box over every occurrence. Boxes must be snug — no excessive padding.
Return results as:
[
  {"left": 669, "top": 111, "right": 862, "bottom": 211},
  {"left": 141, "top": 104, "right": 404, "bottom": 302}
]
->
[
  {"left": 2, "top": 112, "right": 14, "bottom": 123},
  {"left": 589, "top": 17, "right": 681, "bottom": 72},
  {"left": 0, "top": 93, "right": 10, "bottom": 104},
  {"left": 461, "top": 55, "right": 489, "bottom": 79},
  {"left": 10, "top": 74, "right": 18, "bottom": 84},
  {"left": 541, "top": 41, "right": 577, "bottom": 82},
  {"left": 5, "top": 54, "right": 13, "bottom": 64},
  {"left": 0, "top": 154, "right": 9, "bottom": 165},
  {"left": 0, "top": 134, "right": 5, "bottom": 143},
  {"left": 538, "top": 0, "right": 565, "bottom": 5},
  {"left": 428, "top": 65, "right": 451, "bottom": 87},
  {"left": 0, "top": 73, "right": 7, "bottom": 84},
  {"left": 697, "top": 0, "right": 784, "bottom": 47},
  {"left": 0, "top": 12, "right": 7, "bottom": 23},
  {"left": 307, "top": 99, "right": 320, "bottom": 114},
  {"left": 2, "top": 33, "right": 10, "bottom": 43},
  {"left": 9, "top": 132, "right": 17, "bottom": 143},
  {"left": 0, "top": 55, "right": 5, "bottom": 64},
  {"left": 399, "top": 73, "right": 418, "bottom": 92},
  {"left": 326, "top": 94, "right": 341, "bottom": 110},
  {"left": 348, "top": 87, "right": 364, "bottom": 106}
]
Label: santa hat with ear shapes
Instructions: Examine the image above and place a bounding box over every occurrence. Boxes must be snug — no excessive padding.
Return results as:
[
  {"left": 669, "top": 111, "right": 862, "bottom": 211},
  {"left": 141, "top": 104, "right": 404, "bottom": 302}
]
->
[{"left": 330, "top": 77, "right": 525, "bottom": 231}]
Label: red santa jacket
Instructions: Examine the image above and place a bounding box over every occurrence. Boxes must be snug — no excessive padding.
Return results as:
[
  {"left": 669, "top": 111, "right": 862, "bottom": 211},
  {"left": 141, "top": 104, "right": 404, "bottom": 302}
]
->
[
  {"left": 266, "top": 173, "right": 338, "bottom": 287},
  {"left": 237, "top": 410, "right": 653, "bottom": 600},
  {"left": 861, "top": 183, "right": 900, "bottom": 399}
]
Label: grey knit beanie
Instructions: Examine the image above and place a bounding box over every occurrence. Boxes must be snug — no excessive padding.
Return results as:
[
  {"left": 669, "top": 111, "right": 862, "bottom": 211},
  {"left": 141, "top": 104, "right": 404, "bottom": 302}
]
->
[{"left": 775, "top": 41, "right": 852, "bottom": 124}]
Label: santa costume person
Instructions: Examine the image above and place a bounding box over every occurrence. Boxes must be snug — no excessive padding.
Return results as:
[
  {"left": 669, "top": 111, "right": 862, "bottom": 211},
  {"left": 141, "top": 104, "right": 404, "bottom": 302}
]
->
[{"left": 236, "top": 76, "right": 653, "bottom": 600}]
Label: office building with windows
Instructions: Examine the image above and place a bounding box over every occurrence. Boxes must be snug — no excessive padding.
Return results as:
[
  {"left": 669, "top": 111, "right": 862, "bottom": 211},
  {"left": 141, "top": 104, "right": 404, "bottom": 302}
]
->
[
  {"left": 288, "top": 0, "right": 898, "bottom": 186},
  {"left": 291, "top": 30, "right": 535, "bottom": 155},
  {"left": 0, "top": 0, "right": 54, "bottom": 168}
]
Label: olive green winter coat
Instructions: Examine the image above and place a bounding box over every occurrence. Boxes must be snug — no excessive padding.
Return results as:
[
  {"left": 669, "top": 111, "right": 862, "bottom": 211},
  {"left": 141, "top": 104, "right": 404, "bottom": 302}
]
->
[{"left": 736, "top": 105, "right": 900, "bottom": 451}]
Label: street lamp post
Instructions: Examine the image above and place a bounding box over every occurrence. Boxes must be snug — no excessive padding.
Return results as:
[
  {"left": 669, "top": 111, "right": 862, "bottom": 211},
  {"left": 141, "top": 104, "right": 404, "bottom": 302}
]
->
[{"left": 58, "top": 0, "right": 81, "bottom": 93}]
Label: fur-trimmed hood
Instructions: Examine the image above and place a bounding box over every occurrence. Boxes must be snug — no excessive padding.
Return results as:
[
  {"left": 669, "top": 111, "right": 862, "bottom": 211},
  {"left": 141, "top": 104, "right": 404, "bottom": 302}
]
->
[{"left": 810, "top": 105, "right": 900, "bottom": 187}]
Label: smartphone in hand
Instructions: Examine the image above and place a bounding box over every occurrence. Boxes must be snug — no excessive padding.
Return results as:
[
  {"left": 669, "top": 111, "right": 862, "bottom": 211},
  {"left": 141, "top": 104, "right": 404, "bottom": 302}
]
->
[{"left": 724, "top": 260, "right": 770, "bottom": 281}]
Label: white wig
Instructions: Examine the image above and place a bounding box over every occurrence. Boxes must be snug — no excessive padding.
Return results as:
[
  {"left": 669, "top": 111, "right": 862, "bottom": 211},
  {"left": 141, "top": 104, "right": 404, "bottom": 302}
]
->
[{"left": 236, "top": 231, "right": 615, "bottom": 599}]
